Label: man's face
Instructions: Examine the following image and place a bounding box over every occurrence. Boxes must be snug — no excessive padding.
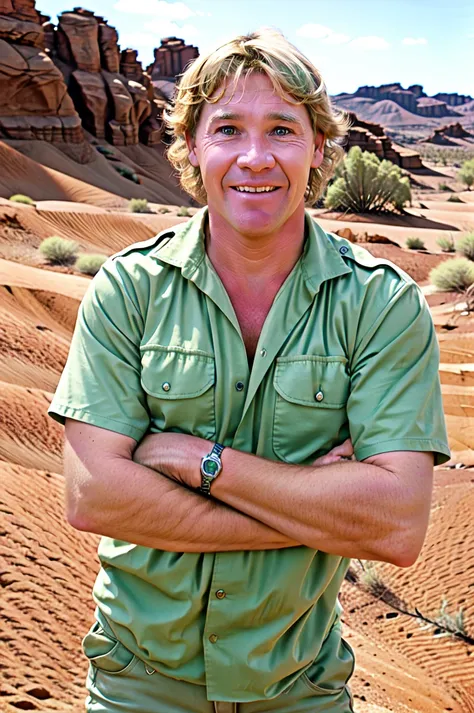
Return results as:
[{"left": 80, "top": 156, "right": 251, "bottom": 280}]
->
[{"left": 186, "top": 72, "right": 324, "bottom": 237}]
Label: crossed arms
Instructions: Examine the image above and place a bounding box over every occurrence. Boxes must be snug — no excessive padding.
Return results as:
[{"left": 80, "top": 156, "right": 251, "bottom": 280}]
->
[{"left": 64, "top": 419, "right": 434, "bottom": 567}]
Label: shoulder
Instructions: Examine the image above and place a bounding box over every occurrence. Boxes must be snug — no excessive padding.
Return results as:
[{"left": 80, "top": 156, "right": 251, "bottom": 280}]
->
[{"left": 325, "top": 229, "right": 415, "bottom": 288}]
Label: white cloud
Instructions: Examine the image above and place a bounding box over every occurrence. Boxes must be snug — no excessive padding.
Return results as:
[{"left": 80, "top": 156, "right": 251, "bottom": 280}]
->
[
  {"left": 120, "top": 20, "right": 199, "bottom": 49},
  {"left": 296, "top": 23, "right": 333, "bottom": 40},
  {"left": 114, "top": 0, "right": 195, "bottom": 19},
  {"left": 296, "top": 23, "right": 350, "bottom": 45},
  {"left": 402, "top": 37, "right": 428, "bottom": 45},
  {"left": 323, "top": 32, "right": 350, "bottom": 45},
  {"left": 349, "top": 35, "right": 390, "bottom": 50}
]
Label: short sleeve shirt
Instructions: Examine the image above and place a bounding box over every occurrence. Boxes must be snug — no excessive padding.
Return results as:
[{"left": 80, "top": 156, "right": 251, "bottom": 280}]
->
[{"left": 48, "top": 207, "right": 450, "bottom": 702}]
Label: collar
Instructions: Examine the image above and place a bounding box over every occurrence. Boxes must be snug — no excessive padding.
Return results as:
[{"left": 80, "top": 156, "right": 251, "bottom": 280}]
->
[{"left": 151, "top": 206, "right": 351, "bottom": 291}]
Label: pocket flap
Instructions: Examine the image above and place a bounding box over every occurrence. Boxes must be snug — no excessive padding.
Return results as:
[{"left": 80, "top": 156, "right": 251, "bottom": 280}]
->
[
  {"left": 274, "top": 356, "right": 349, "bottom": 409},
  {"left": 140, "top": 345, "right": 215, "bottom": 399}
]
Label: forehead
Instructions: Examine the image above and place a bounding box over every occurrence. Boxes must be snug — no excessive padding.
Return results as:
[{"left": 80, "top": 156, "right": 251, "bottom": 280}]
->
[{"left": 199, "top": 71, "right": 311, "bottom": 124}]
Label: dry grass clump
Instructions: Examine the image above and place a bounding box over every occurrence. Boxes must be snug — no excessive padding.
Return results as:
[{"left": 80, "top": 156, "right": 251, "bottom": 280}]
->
[
  {"left": 406, "top": 236, "right": 426, "bottom": 250},
  {"left": 457, "top": 233, "right": 474, "bottom": 260},
  {"left": 437, "top": 235, "right": 456, "bottom": 253},
  {"left": 75, "top": 254, "right": 107, "bottom": 276},
  {"left": 9, "top": 194, "right": 35, "bottom": 205},
  {"left": 177, "top": 206, "right": 190, "bottom": 217},
  {"left": 39, "top": 236, "right": 79, "bottom": 265},
  {"left": 128, "top": 198, "right": 153, "bottom": 213},
  {"left": 430, "top": 258, "right": 474, "bottom": 292}
]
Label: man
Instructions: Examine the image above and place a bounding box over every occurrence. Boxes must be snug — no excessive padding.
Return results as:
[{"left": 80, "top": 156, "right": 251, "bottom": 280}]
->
[{"left": 47, "top": 28, "right": 450, "bottom": 713}]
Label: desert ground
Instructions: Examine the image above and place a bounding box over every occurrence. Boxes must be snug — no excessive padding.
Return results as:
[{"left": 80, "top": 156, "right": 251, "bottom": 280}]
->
[{"left": 0, "top": 134, "right": 473, "bottom": 713}]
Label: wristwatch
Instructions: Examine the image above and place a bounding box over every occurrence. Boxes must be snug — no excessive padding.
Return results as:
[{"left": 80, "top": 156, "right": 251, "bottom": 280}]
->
[{"left": 199, "top": 443, "right": 225, "bottom": 496}]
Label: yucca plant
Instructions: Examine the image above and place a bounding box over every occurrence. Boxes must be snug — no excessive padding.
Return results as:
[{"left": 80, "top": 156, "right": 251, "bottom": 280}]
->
[{"left": 325, "top": 146, "right": 411, "bottom": 213}]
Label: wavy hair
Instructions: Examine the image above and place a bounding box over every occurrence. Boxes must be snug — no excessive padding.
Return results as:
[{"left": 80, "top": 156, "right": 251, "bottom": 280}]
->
[{"left": 164, "top": 28, "right": 350, "bottom": 205}]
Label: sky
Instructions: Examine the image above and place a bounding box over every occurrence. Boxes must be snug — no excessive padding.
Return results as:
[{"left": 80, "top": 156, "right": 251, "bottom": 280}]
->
[{"left": 38, "top": 0, "right": 474, "bottom": 97}]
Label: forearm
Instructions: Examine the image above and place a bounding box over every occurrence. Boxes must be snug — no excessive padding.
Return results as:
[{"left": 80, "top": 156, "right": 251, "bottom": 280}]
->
[
  {"left": 75, "top": 455, "right": 301, "bottom": 552},
  {"left": 212, "top": 449, "right": 411, "bottom": 563}
]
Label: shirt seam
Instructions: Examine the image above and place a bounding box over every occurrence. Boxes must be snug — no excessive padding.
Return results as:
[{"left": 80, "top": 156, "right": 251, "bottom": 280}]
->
[{"left": 48, "top": 403, "right": 145, "bottom": 436}]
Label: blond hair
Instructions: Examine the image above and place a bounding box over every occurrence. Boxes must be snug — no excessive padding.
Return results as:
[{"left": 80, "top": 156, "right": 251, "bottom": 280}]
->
[{"left": 164, "top": 28, "right": 350, "bottom": 205}]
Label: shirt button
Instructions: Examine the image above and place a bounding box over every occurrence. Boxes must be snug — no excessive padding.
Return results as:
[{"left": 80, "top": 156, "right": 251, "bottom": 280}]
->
[
  {"left": 315, "top": 391, "right": 324, "bottom": 402},
  {"left": 215, "top": 589, "right": 226, "bottom": 599},
  {"left": 260, "top": 348, "right": 267, "bottom": 357},
  {"left": 209, "top": 634, "right": 218, "bottom": 643},
  {"left": 235, "top": 381, "right": 245, "bottom": 392},
  {"left": 162, "top": 382, "right": 171, "bottom": 392}
]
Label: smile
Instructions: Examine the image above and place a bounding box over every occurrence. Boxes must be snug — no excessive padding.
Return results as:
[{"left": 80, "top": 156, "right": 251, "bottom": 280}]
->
[{"left": 232, "top": 186, "right": 280, "bottom": 193}]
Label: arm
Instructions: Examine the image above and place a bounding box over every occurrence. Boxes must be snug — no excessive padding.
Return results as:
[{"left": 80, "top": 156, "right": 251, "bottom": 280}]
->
[
  {"left": 64, "top": 419, "right": 301, "bottom": 552},
  {"left": 134, "top": 432, "right": 433, "bottom": 566}
]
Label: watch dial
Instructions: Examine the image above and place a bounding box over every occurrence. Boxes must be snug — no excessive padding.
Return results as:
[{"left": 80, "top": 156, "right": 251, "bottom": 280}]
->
[{"left": 204, "top": 460, "right": 218, "bottom": 476}]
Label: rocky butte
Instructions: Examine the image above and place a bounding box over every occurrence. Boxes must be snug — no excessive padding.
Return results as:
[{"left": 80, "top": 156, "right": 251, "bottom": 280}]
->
[{"left": 0, "top": 1, "right": 196, "bottom": 147}]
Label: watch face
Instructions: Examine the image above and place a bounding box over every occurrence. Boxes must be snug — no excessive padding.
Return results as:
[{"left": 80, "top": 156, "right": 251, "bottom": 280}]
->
[{"left": 203, "top": 459, "right": 219, "bottom": 476}]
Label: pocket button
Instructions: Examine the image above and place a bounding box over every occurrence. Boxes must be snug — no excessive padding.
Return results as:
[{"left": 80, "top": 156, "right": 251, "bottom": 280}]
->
[{"left": 315, "top": 391, "right": 324, "bottom": 402}]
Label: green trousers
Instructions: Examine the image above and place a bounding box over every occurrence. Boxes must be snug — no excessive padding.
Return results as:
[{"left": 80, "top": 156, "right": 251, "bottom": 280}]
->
[{"left": 84, "top": 610, "right": 355, "bottom": 713}]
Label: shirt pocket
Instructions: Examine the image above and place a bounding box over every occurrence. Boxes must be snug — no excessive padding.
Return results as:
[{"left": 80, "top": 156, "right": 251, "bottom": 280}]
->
[
  {"left": 272, "top": 355, "right": 350, "bottom": 463},
  {"left": 140, "top": 345, "right": 216, "bottom": 440}
]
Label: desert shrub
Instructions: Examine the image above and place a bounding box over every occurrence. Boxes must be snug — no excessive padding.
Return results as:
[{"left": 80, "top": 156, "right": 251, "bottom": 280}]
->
[
  {"left": 9, "top": 194, "right": 35, "bottom": 205},
  {"left": 325, "top": 146, "right": 411, "bottom": 213},
  {"left": 128, "top": 198, "right": 152, "bottom": 213},
  {"left": 406, "top": 236, "right": 426, "bottom": 250},
  {"left": 434, "top": 597, "right": 466, "bottom": 637},
  {"left": 457, "top": 233, "right": 474, "bottom": 260},
  {"left": 96, "top": 145, "right": 115, "bottom": 157},
  {"left": 39, "top": 236, "right": 79, "bottom": 265},
  {"left": 114, "top": 165, "right": 140, "bottom": 184},
  {"left": 177, "top": 205, "right": 190, "bottom": 217},
  {"left": 158, "top": 207, "right": 171, "bottom": 213},
  {"left": 360, "top": 563, "right": 385, "bottom": 597},
  {"left": 458, "top": 158, "right": 474, "bottom": 190},
  {"left": 437, "top": 235, "right": 456, "bottom": 253},
  {"left": 75, "top": 253, "right": 108, "bottom": 275},
  {"left": 447, "top": 194, "right": 463, "bottom": 203},
  {"left": 439, "top": 182, "right": 450, "bottom": 191},
  {"left": 430, "top": 258, "right": 474, "bottom": 292}
]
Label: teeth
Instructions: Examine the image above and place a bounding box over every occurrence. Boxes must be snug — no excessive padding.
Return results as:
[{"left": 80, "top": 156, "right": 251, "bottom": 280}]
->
[{"left": 234, "top": 186, "right": 278, "bottom": 193}]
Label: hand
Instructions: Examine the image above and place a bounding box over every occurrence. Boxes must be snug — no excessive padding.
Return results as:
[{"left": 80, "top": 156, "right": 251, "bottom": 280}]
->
[
  {"left": 133, "top": 432, "right": 209, "bottom": 490},
  {"left": 312, "top": 438, "right": 354, "bottom": 467}
]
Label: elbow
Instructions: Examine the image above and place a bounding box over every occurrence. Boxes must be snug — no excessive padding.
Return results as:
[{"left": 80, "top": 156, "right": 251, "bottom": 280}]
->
[{"left": 380, "top": 529, "right": 425, "bottom": 568}]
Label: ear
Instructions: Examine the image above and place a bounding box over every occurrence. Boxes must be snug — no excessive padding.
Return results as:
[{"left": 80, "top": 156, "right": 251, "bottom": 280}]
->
[
  {"left": 310, "top": 130, "right": 325, "bottom": 169},
  {"left": 185, "top": 130, "right": 199, "bottom": 168}
]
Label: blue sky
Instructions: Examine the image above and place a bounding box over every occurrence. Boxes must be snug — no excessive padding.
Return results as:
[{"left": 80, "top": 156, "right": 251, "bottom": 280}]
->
[{"left": 38, "top": 0, "right": 474, "bottom": 96}]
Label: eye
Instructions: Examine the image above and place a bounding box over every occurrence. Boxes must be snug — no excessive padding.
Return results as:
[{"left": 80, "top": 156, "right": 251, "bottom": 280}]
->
[
  {"left": 217, "top": 126, "right": 237, "bottom": 136},
  {"left": 273, "top": 126, "right": 293, "bottom": 136}
]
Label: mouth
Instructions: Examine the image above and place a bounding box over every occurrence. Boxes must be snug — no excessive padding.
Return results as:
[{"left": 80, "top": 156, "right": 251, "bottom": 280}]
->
[{"left": 230, "top": 186, "right": 281, "bottom": 194}]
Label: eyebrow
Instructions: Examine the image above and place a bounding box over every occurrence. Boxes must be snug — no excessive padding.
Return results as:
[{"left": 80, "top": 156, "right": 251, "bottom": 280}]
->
[{"left": 208, "top": 111, "right": 303, "bottom": 127}]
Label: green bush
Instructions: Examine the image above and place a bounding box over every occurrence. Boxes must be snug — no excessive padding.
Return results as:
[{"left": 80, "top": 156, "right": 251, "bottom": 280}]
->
[
  {"left": 96, "top": 145, "right": 116, "bottom": 157},
  {"left": 437, "top": 235, "right": 456, "bottom": 253},
  {"left": 177, "top": 205, "right": 190, "bottom": 217},
  {"left": 430, "top": 258, "right": 474, "bottom": 292},
  {"left": 9, "top": 194, "right": 35, "bottom": 205},
  {"left": 447, "top": 194, "right": 463, "bottom": 203},
  {"left": 406, "top": 236, "right": 426, "bottom": 250},
  {"left": 458, "top": 158, "right": 474, "bottom": 190},
  {"left": 325, "top": 146, "right": 411, "bottom": 213},
  {"left": 128, "top": 198, "right": 152, "bottom": 213},
  {"left": 115, "top": 165, "right": 140, "bottom": 184},
  {"left": 39, "top": 236, "right": 79, "bottom": 265},
  {"left": 439, "top": 182, "right": 450, "bottom": 191},
  {"left": 457, "top": 233, "right": 474, "bottom": 260},
  {"left": 75, "top": 253, "right": 108, "bottom": 275},
  {"left": 158, "top": 207, "right": 171, "bottom": 214}
]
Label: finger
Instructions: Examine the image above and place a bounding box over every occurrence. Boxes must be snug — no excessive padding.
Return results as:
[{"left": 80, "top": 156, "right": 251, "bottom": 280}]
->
[{"left": 329, "top": 438, "right": 354, "bottom": 458}]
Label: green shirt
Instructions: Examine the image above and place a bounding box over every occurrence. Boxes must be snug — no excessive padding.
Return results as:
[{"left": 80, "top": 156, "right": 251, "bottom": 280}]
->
[{"left": 47, "top": 207, "right": 450, "bottom": 702}]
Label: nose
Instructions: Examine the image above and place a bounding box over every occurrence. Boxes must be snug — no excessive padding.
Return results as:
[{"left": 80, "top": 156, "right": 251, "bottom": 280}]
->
[{"left": 236, "top": 137, "right": 276, "bottom": 172}]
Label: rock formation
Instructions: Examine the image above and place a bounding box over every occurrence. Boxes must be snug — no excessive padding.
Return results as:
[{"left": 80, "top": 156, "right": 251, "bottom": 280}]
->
[
  {"left": 0, "top": 2, "right": 165, "bottom": 146},
  {"left": 423, "top": 122, "right": 474, "bottom": 145},
  {"left": 147, "top": 36, "right": 199, "bottom": 80},
  {"left": 345, "top": 113, "right": 423, "bottom": 169},
  {"left": 338, "top": 83, "right": 473, "bottom": 120}
]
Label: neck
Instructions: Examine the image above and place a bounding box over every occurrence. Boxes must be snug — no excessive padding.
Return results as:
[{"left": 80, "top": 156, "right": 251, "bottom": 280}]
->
[{"left": 204, "top": 207, "right": 307, "bottom": 293}]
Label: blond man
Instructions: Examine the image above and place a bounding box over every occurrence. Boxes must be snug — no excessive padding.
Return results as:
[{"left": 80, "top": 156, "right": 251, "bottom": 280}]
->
[{"left": 48, "top": 28, "right": 450, "bottom": 713}]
